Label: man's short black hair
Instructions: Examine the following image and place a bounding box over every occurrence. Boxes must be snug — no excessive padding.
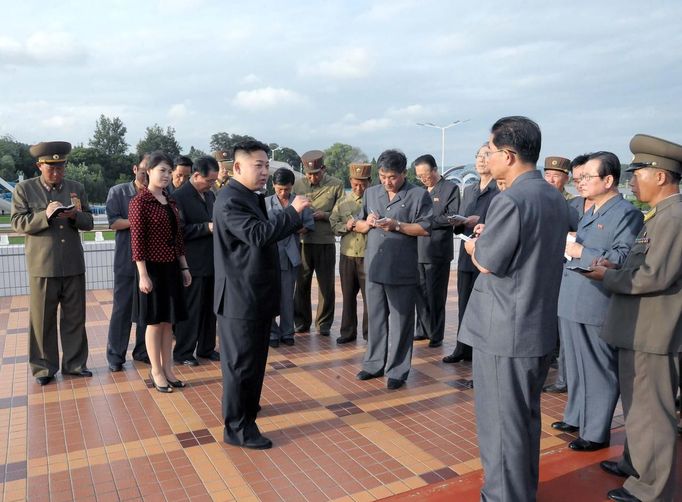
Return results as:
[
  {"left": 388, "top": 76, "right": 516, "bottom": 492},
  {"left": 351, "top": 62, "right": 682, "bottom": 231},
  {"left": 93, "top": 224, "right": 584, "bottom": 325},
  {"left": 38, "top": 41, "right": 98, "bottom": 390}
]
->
[
  {"left": 570, "top": 154, "right": 590, "bottom": 172},
  {"left": 490, "top": 116, "right": 542, "bottom": 165},
  {"left": 377, "top": 149, "right": 407, "bottom": 174},
  {"left": 272, "top": 168, "right": 295, "bottom": 186},
  {"left": 413, "top": 154, "right": 438, "bottom": 171},
  {"left": 586, "top": 151, "right": 621, "bottom": 185},
  {"left": 193, "top": 156, "right": 219, "bottom": 177},
  {"left": 174, "top": 155, "right": 193, "bottom": 168},
  {"left": 233, "top": 140, "right": 270, "bottom": 159}
]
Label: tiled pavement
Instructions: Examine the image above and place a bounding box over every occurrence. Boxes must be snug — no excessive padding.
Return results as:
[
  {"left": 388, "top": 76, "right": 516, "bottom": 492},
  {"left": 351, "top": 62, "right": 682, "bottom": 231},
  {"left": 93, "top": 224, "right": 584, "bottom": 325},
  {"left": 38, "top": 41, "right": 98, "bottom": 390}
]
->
[{"left": 0, "top": 276, "right": 645, "bottom": 502}]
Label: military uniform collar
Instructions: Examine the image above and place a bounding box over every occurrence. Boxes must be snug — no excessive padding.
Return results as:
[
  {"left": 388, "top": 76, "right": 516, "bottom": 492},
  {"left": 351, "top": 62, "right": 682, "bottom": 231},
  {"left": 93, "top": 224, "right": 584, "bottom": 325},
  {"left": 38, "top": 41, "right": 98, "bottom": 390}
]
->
[{"left": 40, "top": 177, "right": 63, "bottom": 192}]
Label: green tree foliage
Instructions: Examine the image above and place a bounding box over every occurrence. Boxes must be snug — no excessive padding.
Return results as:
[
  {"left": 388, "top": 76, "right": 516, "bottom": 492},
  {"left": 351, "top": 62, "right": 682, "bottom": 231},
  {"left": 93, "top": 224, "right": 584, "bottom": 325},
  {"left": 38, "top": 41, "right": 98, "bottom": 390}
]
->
[
  {"left": 187, "top": 146, "right": 207, "bottom": 161},
  {"left": 89, "top": 115, "right": 129, "bottom": 157},
  {"left": 0, "top": 155, "right": 16, "bottom": 182},
  {"left": 136, "top": 125, "right": 182, "bottom": 158},
  {"left": 323, "top": 143, "right": 368, "bottom": 187},
  {"left": 0, "top": 135, "right": 36, "bottom": 179},
  {"left": 68, "top": 145, "right": 134, "bottom": 187},
  {"left": 66, "top": 162, "right": 108, "bottom": 203},
  {"left": 274, "top": 147, "right": 302, "bottom": 170},
  {"left": 209, "top": 132, "right": 258, "bottom": 153}
]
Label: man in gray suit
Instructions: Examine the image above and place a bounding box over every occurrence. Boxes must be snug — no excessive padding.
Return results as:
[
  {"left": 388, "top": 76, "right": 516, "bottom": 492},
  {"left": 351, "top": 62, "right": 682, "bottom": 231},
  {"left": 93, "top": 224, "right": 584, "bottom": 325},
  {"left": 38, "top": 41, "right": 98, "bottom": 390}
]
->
[
  {"left": 552, "top": 152, "right": 643, "bottom": 451},
  {"left": 587, "top": 134, "right": 682, "bottom": 502},
  {"left": 353, "top": 149, "right": 433, "bottom": 390},
  {"left": 459, "top": 117, "right": 570, "bottom": 501}
]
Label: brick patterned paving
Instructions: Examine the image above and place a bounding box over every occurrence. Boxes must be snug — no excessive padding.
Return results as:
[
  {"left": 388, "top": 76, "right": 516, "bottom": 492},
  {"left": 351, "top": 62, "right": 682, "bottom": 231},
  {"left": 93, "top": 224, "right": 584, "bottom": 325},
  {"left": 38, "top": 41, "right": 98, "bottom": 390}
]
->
[{"left": 0, "top": 278, "right": 625, "bottom": 501}]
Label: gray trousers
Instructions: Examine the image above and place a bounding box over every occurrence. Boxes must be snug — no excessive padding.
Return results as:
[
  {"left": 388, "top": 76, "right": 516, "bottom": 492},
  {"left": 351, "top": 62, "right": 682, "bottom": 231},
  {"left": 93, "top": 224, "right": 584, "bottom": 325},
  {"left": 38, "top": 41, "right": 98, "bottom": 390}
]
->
[
  {"left": 618, "top": 349, "right": 679, "bottom": 502},
  {"left": 415, "top": 261, "right": 450, "bottom": 343},
  {"left": 472, "top": 349, "right": 550, "bottom": 502},
  {"left": 271, "top": 266, "right": 298, "bottom": 342},
  {"left": 362, "top": 280, "right": 416, "bottom": 381},
  {"left": 561, "top": 318, "right": 619, "bottom": 443},
  {"left": 107, "top": 273, "right": 147, "bottom": 365},
  {"left": 29, "top": 274, "right": 89, "bottom": 377}
]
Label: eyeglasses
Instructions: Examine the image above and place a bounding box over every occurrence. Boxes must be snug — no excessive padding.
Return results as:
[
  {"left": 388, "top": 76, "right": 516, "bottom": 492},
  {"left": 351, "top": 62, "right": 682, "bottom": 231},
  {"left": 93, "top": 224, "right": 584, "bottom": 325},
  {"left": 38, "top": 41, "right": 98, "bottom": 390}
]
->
[
  {"left": 576, "top": 174, "right": 603, "bottom": 183},
  {"left": 484, "top": 149, "right": 518, "bottom": 159}
]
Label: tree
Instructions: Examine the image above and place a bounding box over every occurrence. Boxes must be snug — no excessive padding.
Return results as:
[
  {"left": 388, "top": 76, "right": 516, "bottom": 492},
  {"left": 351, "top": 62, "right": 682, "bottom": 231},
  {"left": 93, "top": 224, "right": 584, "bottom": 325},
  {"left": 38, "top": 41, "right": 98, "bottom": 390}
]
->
[
  {"left": 89, "top": 115, "right": 129, "bottom": 157},
  {"left": 0, "top": 154, "right": 17, "bottom": 182},
  {"left": 136, "top": 124, "right": 182, "bottom": 158},
  {"left": 187, "top": 146, "right": 207, "bottom": 161},
  {"left": 209, "top": 132, "right": 258, "bottom": 153},
  {"left": 68, "top": 145, "right": 134, "bottom": 188},
  {"left": 65, "top": 162, "right": 108, "bottom": 203},
  {"left": 323, "top": 143, "right": 368, "bottom": 187},
  {"left": 0, "top": 135, "right": 36, "bottom": 179},
  {"left": 274, "top": 147, "right": 302, "bottom": 170}
]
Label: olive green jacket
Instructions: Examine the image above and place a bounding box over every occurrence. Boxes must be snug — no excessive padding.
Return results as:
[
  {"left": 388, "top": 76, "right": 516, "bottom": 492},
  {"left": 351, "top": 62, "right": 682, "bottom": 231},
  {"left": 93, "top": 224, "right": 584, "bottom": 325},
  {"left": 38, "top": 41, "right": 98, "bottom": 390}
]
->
[
  {"left": 293, "top": 174, "right": 344, "bottom": 245},
  {"left": 11, "top": 177, "right": 94, "bottom": 277},
  {"left": 330, "top": 192, "right": 366, "bottom": 257}
]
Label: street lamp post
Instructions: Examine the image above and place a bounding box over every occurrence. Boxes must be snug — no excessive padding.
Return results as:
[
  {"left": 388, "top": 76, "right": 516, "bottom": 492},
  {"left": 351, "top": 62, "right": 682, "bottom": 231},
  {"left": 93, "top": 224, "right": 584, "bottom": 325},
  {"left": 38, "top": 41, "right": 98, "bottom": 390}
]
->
[{"left": 416, "top": 119, "right": 470, "bottom": 173}]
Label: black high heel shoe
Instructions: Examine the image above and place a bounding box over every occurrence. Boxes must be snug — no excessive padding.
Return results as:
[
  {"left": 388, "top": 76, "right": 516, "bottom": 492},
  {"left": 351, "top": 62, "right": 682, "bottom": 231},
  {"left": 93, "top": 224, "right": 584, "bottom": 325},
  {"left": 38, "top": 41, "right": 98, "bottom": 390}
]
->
[
  {"left": 149, "top": 371, "right": 172, "bottom": 393},
  {"left": 166, "top": 377, "right": 186, "bottom": 388}
]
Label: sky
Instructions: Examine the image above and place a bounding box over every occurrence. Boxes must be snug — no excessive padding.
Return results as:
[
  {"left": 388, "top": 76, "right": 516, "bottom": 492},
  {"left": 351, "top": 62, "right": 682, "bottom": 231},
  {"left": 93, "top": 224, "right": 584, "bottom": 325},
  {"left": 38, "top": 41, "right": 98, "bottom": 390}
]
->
[{"left": 1, "top": 0, "right": 681, "bottom": 168}]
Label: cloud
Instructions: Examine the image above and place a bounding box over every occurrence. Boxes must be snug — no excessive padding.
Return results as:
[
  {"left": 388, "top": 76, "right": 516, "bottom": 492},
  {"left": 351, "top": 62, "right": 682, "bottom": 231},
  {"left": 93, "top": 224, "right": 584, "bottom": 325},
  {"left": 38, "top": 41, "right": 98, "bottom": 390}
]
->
[
  {"left": 241, "top": 73, "right": 261, "bottom": 85},
  {"left": 41, "top": 115, "right": 77, "bottom": 129},
  {"left": 358, "top": 0, "right": 417, "bottom": 21},
  {"left": 299, "top": 47, "right": 372, "bottom": 79},
  {"left": 157, "top": 0, "right": 204, "bottom": 13},
  {"left": 387, "top": 104, "right": 428, "bottom": 120},
  {"left": 168, "top": 103, "right": 189, "bottom": 120},
  {"left": 0, "top": 32, "right": 86, "bottom": 65},
  {"left": 232, "top": 87, "right": 306, "bottom": 110}
]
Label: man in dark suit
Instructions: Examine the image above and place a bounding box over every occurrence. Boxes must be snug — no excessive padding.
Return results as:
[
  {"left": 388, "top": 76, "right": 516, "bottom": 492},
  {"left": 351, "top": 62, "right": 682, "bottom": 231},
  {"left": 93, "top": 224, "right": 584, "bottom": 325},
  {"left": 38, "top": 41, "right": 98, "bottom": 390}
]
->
[
  {"left": 413, "top": 154, "right": 460, "bottom": 348},
  {"left": 459, "top": 117, "right": 570, "bottom": 501},
  {"left": 173, "top": 156, "right": 220, "bottom": 366},
  {"left": 213, "top": 140, "right": 310, "bottom": 449}
]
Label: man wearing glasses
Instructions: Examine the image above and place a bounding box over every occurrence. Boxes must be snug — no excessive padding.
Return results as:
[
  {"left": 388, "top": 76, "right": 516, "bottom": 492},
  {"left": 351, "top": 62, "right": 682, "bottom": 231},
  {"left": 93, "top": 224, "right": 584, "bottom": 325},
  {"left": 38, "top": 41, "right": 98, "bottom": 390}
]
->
[
  {"left": 11, "top": 141, "right": 94, "bottom": 385},
  {"left": 458, "top": 117, "right": 570, "bottom": 501}
]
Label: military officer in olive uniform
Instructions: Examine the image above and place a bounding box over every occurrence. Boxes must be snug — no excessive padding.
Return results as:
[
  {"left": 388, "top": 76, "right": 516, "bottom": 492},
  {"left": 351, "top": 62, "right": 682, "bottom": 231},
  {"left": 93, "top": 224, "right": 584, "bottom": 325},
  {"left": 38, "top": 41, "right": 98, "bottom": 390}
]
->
[
  {"left": 11, "top": 141, "right": 94, "bottom": 385},
  {"left": 212, "top": 151, "right": 233, "bottom": 194},
  {"left": 587, "top": 134, "right": 682, "bottom": 502},
  {"left": 292, "top": 150, "right": 345, "bottom": 336},
  {"left": 329, "top": 163, "right": 372, "bottom": 344}
]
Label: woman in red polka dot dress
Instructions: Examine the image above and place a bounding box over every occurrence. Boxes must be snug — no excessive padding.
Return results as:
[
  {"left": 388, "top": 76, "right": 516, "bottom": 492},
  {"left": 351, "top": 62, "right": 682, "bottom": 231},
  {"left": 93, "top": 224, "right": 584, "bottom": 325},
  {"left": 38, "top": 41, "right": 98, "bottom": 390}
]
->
[{"left": 129, "top": 151, "right": 192, "bottom": 393}]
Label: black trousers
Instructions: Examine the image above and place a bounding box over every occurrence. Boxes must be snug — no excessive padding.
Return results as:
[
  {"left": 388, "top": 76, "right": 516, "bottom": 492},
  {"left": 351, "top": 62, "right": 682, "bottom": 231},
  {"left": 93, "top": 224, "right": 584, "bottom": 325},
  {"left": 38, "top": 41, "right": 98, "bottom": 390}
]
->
[
  {"left": 107, "top": 273, "right": 147, "bottom": 365},
  {"left": 415, "top": 261, "right": 451, "bottom": 343},
  {"left": 339, "top": 255, "right": 368, "bottom": 339},
  {"left": 451, "top": 269, "right": 478, "bottom": 358},
  {"left": 294, "top": 243, "right": 336, "bottom": 333},
  {"left": 173, "top": 275, "right": 216, "bottom": 360},
  {"left": 218, "top": 315, "right": 271, "bottom": 444}
]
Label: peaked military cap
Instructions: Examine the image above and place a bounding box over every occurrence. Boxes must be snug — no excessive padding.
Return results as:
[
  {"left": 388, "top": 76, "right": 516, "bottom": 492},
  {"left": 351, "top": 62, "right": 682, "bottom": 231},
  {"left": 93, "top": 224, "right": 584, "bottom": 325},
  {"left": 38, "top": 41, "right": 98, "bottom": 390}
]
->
[
  {"left": 627, "top": 134, "right": 682, "bottom": 174},
  {"left": 29, "top": 141, "right": 72, "bottom": 164},
  {"left": 301, "top": 150, "right": 325, "bottom": 173},
  {"left": 349, "top": 163, "right": 372, "bottom": 180},
  {"left": 543, "top": 156, "right": 571, "bottom": 174}
]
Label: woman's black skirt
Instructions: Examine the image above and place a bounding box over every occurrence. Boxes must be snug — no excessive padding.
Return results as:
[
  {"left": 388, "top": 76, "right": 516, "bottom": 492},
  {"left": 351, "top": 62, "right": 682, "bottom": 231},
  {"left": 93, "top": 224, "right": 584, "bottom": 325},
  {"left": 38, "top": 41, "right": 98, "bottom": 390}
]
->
[{"left": 133, "top": 261, "right": 188, "bottom": 325}]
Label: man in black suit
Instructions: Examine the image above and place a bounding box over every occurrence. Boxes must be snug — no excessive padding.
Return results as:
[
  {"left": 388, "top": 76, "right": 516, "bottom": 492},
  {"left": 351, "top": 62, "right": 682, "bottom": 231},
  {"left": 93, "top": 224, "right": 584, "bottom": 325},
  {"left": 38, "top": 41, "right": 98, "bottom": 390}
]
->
[
  {"left": 213, "top": 140, "right": 310, "bottom": 449},
  {"left": 173, "top": 156, "right": 220, "bottom": 366},
  {"left": 413, "top": 154, "right": 460, "bottom": 348}
]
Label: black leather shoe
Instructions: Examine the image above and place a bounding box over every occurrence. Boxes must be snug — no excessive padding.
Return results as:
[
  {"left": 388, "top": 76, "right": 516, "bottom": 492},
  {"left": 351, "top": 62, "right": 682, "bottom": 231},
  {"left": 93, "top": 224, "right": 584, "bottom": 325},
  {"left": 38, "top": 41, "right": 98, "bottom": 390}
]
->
[
  {"left": 134, "top": 356, "right": 151, "bottom": 365},
  {"left": 64, "top": 369, "right": 93, "bottom": 377},
  {"left": 543, "top": 383, "right": 568, "bottom": 393},
  {"left": 413, "top": 334, "right": 428, "bottom": 341},
  {"left": 356, "top": 370, "right": 383, "bottom": 381},
  {"left": 175, "top": 358, "right": 199, "bottom": 367},
  {"left": 281, "top": 338, "right": 295, "bottom": 346},
  {"left": 442, "top": 353, "right": 471, "bottom": 363},
  {"left": 201, "top": 351, "right": 220, "bottom": 361},
  {"left": 678, "top": 425, "right": 682, "bottom": 435},
  {"left": 294, "top": 326, "right": 309, "bottom": 333},
  {"left": 600, "top": 460, "right": 628, "bottom": 478},
  {"left": 551, "top": 421, "right": 579, "bottom": 433},
  {"left": 428, "top": 340, "right": 443, "bottom": 348},
  {"left": 318, "top": 331, "right": 330, "bottom": 337},
  {"left": 109, "top": 363, "right": 123, "bottom": 373},
  {"left": 149, "top": 371, "right": 172, "bottom": 393},
  {"left": 36, "top": 376, "right": 53, "bottom": 386},
  {"left": 336, "top": 335, "right": 357, "bottom": 344},
  {"left": 269, "top": 339, "right": 280, "bottom": 348},
  {"left": 387, "top": 378, "right": 405, "bottom": 390},
  {"left": 607, "top": 487, "right": 641, "bottom": 502},
  {"left": 569, "top": 437, "right": 609, "bottom": 451},
  {"left": 224, "top": 433, "right": 273, "bottom": 450}
]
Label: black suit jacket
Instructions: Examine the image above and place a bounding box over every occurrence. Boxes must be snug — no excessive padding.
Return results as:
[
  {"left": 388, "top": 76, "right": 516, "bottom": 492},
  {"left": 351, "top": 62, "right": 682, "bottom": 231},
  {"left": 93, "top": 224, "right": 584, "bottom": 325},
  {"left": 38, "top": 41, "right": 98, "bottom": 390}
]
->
[
  {"left": 213, "top": 179, "right": 302, "bottom": 320},
  {"left": 174, "top": 181, "right": 216, "bottom": 277},
  {"left": 417, "top": 177, "right": 460, "bottom": 263},
  {"left": 456, "top": 181, "right": 499, "bottom": 272}
]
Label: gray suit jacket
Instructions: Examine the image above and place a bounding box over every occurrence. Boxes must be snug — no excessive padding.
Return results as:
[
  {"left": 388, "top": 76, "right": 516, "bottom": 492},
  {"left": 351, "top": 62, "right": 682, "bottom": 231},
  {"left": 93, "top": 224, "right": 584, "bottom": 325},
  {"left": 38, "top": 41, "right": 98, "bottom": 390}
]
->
[
  {"left": 265, "top": 194, "right": 314, "bottom": 270},
  {"left": 361, "top": 181, "right": 433, "bottom": 285},
  {"left": 417, "top": 177, "right": 460, "bottom": 263},
  {"left": 558, "top": 194, "right": 643, "bottom": 326},
  {"left": 106, "top": 181, "right": 138, "bottom": 277},
  {"left": 459, "top": 170, "right": 570, "bottom": 357}
]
